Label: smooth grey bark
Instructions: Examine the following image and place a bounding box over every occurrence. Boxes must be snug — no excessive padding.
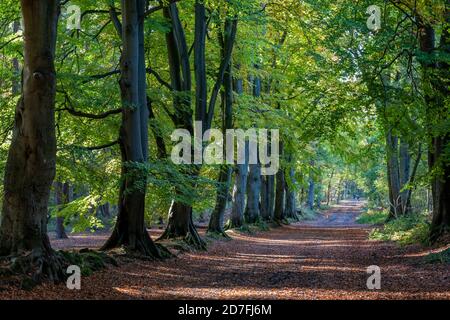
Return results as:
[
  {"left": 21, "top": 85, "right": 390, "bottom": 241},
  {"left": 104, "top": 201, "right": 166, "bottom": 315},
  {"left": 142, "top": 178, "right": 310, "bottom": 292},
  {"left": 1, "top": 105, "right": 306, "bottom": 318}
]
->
[
  {"left": 194, "top": 0, "right": 207, "bottom": 126},
  {"left": 229, "top": 77, "right": 247, "bottom": 228},
  {"left": 399, "top": 139, "right": 411, "bottom": 214},
  {"left": 386, "top": 130, "right": 403, "bottom": 218},
  {"left": 230, "top": 156, "right": 248, "bottom": 227},
  {"left": 285, "top": 166, "right": 298, "bottom": 220},
  {"left": 274, "top": 142, "right": 285, "bottom": 222},
  {"left": 102, "top": 0, "right": 166, "bottom": 258},
  {"left": 208, "top": 31, "right": 235, "bottom": 234},
  {"left": 208, "top": 166, "right": 232, "bottom": 234},
  {"left": 326, "top": 169, "right": 335, "bottom": 206},
  {"left": 0, "top": 0, "right": 65, "bottom": 282},
  {"left": 307, "top": 178, "right": 315, "bottom": 210},
  {"left": 261, "top": 175, "right": 275, "bottom": 221},
  {"left": 245, "top": 164, "right": 261, "bottom": 223}
]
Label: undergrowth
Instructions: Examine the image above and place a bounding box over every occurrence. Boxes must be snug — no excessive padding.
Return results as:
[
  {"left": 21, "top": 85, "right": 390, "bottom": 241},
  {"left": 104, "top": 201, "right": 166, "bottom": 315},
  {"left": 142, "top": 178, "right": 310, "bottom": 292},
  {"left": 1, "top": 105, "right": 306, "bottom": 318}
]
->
[
  {"left": 356, "top": 208, "right": 389, "bottom": 225},
  {"left": 424, "top": 248, "right": 450, "bottom": 264},
  {"left": 358, "top": 209, "right": 431, "bottom": 245}
]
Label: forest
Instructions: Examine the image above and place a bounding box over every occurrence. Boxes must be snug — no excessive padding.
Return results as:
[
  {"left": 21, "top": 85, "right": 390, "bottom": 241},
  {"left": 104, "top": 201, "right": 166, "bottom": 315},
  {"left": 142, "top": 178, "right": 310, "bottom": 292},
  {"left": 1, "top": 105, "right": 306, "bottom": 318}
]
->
[{"left": 0, "top": 0, "right": 449, "bottom": 301}]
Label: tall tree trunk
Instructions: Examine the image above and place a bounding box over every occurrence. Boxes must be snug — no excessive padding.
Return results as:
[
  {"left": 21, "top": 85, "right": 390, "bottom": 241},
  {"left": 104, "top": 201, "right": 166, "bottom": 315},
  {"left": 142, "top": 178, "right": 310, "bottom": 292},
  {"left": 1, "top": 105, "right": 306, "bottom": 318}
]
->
[
  {"left": 208, "top": 46, "right": 234, "bottom": 234},
  {"left": 307, "top": 178, "right": 315, "bottom": 210},
  {"left": 418, "top": 17, "right": 450, "bottom": 241},
  {"left": 260, "top": 132, "right": 275, "bottom": 222},
  {"left": 245, "top": 164, "right": 261, "bottom": 223},
  {"left": 0, "top": 0, "right": 65, "bottom": 282},
  {"left": 326, "top": 169, "right": 334, "bottom": 206},
  {"left": 208, "top": 166, "right": 232, "bottom": 234},
  {"left": 230, "top": 159, "right": 248, "bottom": 228},
  {"left": 284, "top": 166, "right": 298, "bottom": 220},
  {"left": 102, "top": 0, "right": 166, "bottom": 258},
  {"left": 386, "top": 130, "right": 403, "bottom": 219},
  {"left": 158, "top": 2, "right": 205, "bottom": 250},
  {"left": 307, "top": 161, "right": 315, "bottom": 210},
  {"left": 274, "top": 143, "right": 285, "bottom": 222},
  {"left": 228, "top": 78, "right": 247, "bottom": 228},
  {"left": 261, "top": 175, "right": 275, "bottom": 221},
  {"left": 399, "top": 139, "right": 411, "bottom": 214}
]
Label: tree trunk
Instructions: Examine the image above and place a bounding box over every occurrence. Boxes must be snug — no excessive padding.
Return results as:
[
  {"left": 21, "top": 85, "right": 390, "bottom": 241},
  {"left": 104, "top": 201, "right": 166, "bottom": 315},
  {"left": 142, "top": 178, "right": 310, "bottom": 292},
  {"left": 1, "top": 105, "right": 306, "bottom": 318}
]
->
[
  {"left": 158, "top": 2, "right": 205, "bottom": 249},
  {"left": 326, "top": 169, "right": 334, "bottom": 206},
  {"left": 285, "top": 167, "right": 298, "bottom": 220},
  {"left": 274, "top": 142, "right": 285, "bottom": 222},
  {"left": 307, "top": 178, "right": 315, "bottom": 210},
  {"left": 245, "top": 164, "right": 261, "bottom": 223},
  {"left": 229, "top": 77, "right": 247, "bottom": 228},
  {"left": 399, "top": 139, "right": 411, "bottom": 214},
  {"left": 0, "top": 0, "right": 65, "bottom": 283},
  {"left": 208, "top": 166, "right": 232, "bottom": 234},
  {"left": 261, "top": 175, "right": 275, "bottom": 221},
  {"left": 386, "top": 130, "right": 403, "bottom": 219},
  {"left": 230, "top": 162, "right": 248, "bottom": 228},
  {"left": 261, "top": 133, "right": 275, "bottom": 221},
  {"left": 208, "top": 44, "right": 234, "bottom": 234},
  {"left": 101, "top": 0, "right": 167, "bottom": 258},
  {"left": 418, "top": 19, "right": 450, "bottom": 242}
]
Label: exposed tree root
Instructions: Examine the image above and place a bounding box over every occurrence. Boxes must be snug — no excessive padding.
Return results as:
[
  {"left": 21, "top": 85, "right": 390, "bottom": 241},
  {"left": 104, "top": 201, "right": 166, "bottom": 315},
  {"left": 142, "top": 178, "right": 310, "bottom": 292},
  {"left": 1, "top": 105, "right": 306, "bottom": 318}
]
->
[
  {"left": 158, "top": 216, "right": 207, "bottom": 251},
  {"left": 0, "top": 248, "right": 67, "bottom": 290},
  {"left": 60, "top": 249, "right": 118, "bottom": 275},
  {"left": 0, "top": 248, "right": 120, "bottom": 290},
  {"left": 224, "top": 219, "right": 242, "bottom": 230},
  {"left": 206, "top": 230, "right": 231, "bottom": 240},
  {"left": 101, "top": 231, "right": 173, "bottom": 260}
]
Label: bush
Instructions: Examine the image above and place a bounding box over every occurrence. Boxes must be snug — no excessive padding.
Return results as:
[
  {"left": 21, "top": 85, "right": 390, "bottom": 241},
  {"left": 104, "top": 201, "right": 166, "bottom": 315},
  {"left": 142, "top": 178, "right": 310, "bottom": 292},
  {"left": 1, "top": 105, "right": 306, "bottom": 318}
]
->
[
  {"left": 356, "top": 208, "right": 389, "bottom": 225},
  {"left": 298, "top": 206, "right": 317, "bottom": 221},
  {"left": 424, "top": 248, "right": 450, "bottom": 264},
  {"left": 369, "top": 213, "right": 431, "bottom": 245}
]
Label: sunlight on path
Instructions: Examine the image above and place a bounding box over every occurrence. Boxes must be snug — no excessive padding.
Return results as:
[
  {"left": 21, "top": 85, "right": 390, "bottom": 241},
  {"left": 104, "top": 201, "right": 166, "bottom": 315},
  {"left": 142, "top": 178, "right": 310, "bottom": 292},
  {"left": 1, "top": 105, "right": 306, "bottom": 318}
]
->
[{"left": 2, "top": 201, "right": 449, "bottom": 300}]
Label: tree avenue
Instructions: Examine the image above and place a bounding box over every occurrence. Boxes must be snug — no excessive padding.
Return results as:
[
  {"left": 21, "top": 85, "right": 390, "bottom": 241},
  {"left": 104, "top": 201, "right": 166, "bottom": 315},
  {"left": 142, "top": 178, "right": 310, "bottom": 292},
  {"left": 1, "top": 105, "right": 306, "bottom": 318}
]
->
[{"left": 0, "top": 0, "right": 448, "bottom": 296}]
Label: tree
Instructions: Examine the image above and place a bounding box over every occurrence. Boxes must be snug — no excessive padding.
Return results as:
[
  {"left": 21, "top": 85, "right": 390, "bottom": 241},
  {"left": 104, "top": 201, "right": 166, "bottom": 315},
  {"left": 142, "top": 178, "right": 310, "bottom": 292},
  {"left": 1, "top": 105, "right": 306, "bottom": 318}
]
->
[
  {"left": 417, "top": 7, "right": 450, "bottom": 241},
  {"left": 0, "top": 0, "right": 66, "bottom": 282},
  {"left": 207, "top": 15, "right": 238, "bottom": 235},
  {"left": 101, "top": 0, "right": 167, "bottom": 258}
]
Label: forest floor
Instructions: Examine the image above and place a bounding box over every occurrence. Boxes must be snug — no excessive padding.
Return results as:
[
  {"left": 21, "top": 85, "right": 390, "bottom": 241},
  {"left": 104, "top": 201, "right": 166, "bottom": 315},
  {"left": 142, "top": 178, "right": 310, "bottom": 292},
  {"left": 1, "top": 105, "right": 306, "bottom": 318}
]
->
[{"left": 1, "top": 201, "right": 449, "bottom": 300}]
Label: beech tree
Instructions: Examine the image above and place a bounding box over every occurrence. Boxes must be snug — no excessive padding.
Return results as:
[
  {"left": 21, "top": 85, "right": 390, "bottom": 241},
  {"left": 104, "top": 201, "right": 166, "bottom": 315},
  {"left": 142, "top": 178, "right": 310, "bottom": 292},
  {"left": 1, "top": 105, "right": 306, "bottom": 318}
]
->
[
  {"left": 101, "top": 0, "right": 167, "bottom": 258},
  {"left": 0, "top": 0, "right": 65, "bottom": 281}
]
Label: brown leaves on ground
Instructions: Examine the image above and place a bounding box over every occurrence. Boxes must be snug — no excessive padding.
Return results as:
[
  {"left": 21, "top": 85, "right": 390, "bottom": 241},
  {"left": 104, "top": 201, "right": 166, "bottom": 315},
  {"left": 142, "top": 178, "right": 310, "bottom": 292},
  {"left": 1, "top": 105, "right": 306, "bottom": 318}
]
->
[{"left": 0, "top": 201, "right": 449, "bottom": 300}]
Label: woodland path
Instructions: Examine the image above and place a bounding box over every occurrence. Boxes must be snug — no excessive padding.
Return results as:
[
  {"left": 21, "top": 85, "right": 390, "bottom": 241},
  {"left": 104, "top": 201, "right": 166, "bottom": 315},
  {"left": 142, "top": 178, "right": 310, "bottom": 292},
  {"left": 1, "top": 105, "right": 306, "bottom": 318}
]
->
[{"left": 2, "top": 201, "right": 449, "bottom": 299}]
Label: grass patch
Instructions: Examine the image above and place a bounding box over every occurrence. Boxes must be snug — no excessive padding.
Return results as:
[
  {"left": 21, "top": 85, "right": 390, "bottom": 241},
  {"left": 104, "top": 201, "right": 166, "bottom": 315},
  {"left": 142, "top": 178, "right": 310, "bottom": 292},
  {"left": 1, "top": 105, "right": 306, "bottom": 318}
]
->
[
  {"left": 356, "top": 208, "right": 389, "bottom": 225},
  {"left": 298, "top": 206, "right": 317, "bottom": 221},
  {"left": 369, "top": 213, "right": 431, "bottom": 245}
]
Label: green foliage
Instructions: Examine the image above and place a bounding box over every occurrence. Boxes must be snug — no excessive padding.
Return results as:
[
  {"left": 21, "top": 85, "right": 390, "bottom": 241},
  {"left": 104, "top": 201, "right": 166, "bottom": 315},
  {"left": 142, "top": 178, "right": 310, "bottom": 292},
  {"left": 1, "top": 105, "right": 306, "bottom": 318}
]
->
[
  {"left": 298, "top": 206, "right": 317, "bottom": 221},
  {"left": 369, "top": 214, "right": 431, "bottom": 245},
  {"left": 50, "top": 195, "right": 105, "bottom": 233},
  {"left": 60, "top": 249, "right": 118, "bottom": 276},
  {"left": 424, "top": 248, "right": 450, "bottom": 265},
  {"left": 356, "top": 208, "right": 389, "bottom": 225}
]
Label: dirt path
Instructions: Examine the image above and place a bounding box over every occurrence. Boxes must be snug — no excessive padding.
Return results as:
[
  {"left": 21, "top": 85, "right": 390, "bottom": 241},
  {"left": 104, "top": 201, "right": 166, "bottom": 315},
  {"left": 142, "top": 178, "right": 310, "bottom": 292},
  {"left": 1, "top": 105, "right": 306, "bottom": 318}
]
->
[{"left": 2, "top": 201, "right": 449, "bottom": 300}]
